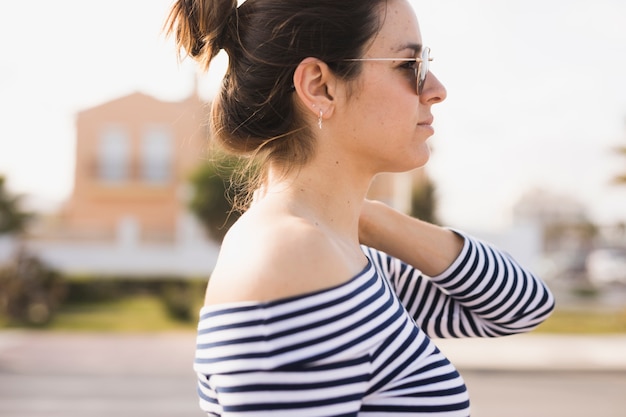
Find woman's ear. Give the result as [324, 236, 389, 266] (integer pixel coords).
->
[292, 57, 336, 120]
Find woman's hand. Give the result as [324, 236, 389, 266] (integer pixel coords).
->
[359, 199, 464, 276]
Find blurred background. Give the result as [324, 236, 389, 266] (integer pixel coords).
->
[0, 0, 625, 416]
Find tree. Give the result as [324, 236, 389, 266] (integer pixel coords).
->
[0, 175, 32, 235]
[0, 250, 66, 326]
[0, 176, 64, 327]
[187, 156, 248, 242]
[409, 173, 439, 225]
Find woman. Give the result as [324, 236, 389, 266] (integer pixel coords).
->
[166, 0, 555, 415]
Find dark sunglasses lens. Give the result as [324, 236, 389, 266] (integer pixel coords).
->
[417, 65, 425, 95]
[417, 48, 429, 95]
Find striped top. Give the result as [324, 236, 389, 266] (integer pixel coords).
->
[195, 233, 554, 416]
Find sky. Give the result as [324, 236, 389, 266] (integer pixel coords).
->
[0, 0, 625, 232]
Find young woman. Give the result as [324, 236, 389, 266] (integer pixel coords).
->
[167, 0, 555, 415]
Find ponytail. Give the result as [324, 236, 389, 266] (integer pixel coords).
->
[165, 0, 237, 70]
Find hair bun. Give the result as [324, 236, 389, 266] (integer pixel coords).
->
[215, 7, 238, 52]
[166, 0, 238, 70]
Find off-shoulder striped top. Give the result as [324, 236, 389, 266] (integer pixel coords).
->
[194, 233, 555, 416]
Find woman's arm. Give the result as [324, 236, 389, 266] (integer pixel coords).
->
[359, 199, 464, 276]
[359, 199, 555, 338]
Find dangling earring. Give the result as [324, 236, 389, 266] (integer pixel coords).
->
[317, 109, 323, 130]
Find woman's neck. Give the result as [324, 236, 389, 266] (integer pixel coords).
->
[261, 161, 372, 242]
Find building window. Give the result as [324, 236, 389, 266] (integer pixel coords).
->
[98, 126, 129, 183]
[141, 125, 172, 184]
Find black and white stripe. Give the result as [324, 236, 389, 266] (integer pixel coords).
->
[194, 232, 554, 416]
[373, 233, 555, 338]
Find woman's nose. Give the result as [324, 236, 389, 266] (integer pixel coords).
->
[421, 71, 447, 104]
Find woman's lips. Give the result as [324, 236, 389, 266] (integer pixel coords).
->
[418, 117, 434, 126]
[417, 118, 434, 134]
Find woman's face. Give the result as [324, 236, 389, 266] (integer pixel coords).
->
[333, 0, 447, 174]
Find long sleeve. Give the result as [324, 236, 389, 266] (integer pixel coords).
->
[363, 232, 555, 338]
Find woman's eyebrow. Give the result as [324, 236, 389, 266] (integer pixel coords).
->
[394, 42, 422, 54]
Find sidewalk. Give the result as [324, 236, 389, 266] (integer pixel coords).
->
[1, 330, 625, 375]
[435, 334, 626, 371]
[0, 330, 197, 376]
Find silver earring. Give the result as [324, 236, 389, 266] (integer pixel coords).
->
[317, 109, 323, 130]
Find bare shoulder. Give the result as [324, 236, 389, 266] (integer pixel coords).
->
[204, 204, 361, 306]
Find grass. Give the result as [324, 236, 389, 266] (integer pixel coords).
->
[50, 302, 626, 334]
[46, 295, 198, 332]
[3, 295, 626, 334]
[534, 307, 626, 334]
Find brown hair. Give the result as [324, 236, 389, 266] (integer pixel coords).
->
[166, 0, 387, 204]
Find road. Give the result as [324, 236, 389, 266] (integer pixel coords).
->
[1, 331, 625, 417]
[2, 369, 624, 417]
[0, 372, 203, 417]
[462, 370, 626, 417]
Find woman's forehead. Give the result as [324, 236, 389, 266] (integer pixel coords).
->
[367, 0, 422, 56]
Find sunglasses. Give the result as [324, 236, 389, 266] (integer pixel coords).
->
[343, 47, 432, 96]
